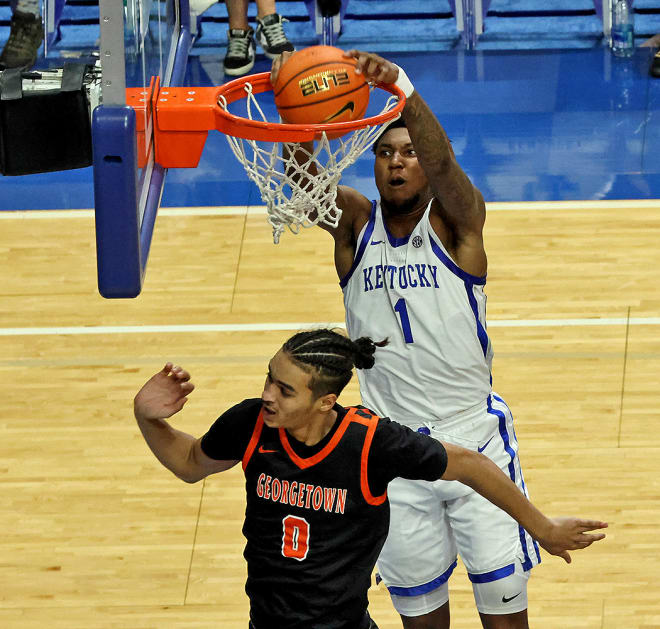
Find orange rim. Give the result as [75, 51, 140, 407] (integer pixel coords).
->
[214, 72, 406, 142]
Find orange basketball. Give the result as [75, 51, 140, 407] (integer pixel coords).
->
[273, 46, 369, 128]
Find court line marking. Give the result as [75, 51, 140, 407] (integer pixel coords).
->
[0, 206, 258, 219]
[0, 318, 659, 336]
[2, 199, 660, 219]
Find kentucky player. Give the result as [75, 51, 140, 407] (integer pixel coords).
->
[270, 48, 541, 629]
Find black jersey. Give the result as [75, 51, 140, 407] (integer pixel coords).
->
[201, 399, 448, 629]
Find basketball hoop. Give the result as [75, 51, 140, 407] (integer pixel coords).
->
[214, 72, 406, 243]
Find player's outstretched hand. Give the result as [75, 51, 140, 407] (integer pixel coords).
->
[344, 50, 399, 85]
[538, 517, 608, 563]
[134, 363, 194, 422]
[270, 50, 295, 86]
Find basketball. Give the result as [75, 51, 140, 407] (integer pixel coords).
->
[273, 46, 370, 128]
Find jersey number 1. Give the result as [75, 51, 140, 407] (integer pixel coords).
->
[282, 515, 310, 561]
[394, 298, 414, 343]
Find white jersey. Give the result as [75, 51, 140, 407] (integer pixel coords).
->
[342, 200, 493, 426]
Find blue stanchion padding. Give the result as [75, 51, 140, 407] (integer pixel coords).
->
[93, 0, 191, 298]
[92, 105, 142, 299]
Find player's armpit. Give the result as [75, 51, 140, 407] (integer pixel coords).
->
[334, 185, 371, 236]
[324, 186, 372, 279]
[452, 228, 488, 278]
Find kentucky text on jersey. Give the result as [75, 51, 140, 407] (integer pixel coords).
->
[362, 263, 440, 292]
[255, 473, 348, 514]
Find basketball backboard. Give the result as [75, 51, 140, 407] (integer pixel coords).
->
[92, 0, 191, 298]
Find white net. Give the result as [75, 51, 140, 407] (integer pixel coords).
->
[218, 82, 401, 243]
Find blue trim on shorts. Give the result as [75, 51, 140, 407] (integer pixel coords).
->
[467, 563, 515, 583]
[487, 394, 535, 572]
[492, 393, 542, 565]
[386, 560, 458, 597]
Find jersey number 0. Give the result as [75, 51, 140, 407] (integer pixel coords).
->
[281, 515, 310, 561]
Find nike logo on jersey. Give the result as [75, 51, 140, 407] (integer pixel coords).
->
[258, 446, 278, 454]
[477, 437, 494, 453]
[502, 592, 521, 603]
[370, 240, 384, 245]
[363, 263, 440, 292]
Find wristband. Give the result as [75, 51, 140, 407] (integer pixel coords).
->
[394, 65, 415, 98]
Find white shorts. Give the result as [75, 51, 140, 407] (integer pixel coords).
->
[376, 393, 541, 616]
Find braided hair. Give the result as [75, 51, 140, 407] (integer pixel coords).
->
[282, 329, 388, 398]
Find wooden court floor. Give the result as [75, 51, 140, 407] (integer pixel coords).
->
[1, 201, 659, 628]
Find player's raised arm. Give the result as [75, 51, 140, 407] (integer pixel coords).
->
[346, 50, 486, 267]
[440, 442, 607, 562]
[134, 364, 237, 483]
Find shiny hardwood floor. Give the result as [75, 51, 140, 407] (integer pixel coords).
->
[1, 201, 659, 628]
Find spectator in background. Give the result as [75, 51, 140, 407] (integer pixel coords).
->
[0, 0, 43, 70]
[191, 0, 295, 76]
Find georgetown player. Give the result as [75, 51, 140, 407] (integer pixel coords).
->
[134, 329, 607, 629]
[269, 49, 550, 629]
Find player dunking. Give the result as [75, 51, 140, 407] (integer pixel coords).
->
[269, 50, 557, 629]
[134, 329, 606, 629]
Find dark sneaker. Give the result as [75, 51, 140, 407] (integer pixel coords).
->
[256, 13, 294, 59]
[0, 10, 43, 70]
[223, 27, 256, 76]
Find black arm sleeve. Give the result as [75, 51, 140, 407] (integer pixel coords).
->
[200, 398, 262, 460]
[367, 417, 448, 494]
